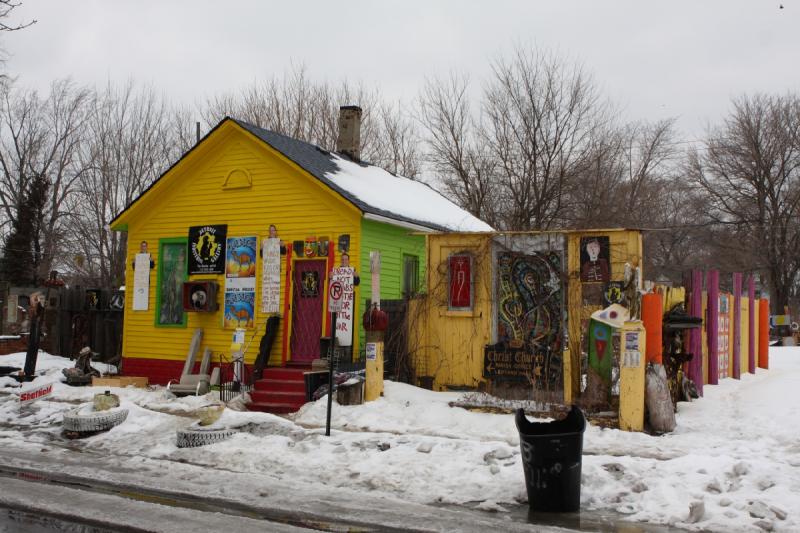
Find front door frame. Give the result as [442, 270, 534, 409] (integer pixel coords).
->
[289, 258, 329, 362]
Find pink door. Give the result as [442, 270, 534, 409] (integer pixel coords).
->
[290, 260, 327, 362]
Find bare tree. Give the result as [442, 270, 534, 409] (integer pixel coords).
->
[0, 0, 35, 32]
[68, 81, 182, 288]
[418, 73, 500, 226]
[201, 65, 421, 175]
[688, 93, 800, 311]
[0, 79, 92, 283]
[483, 48, 609, 230]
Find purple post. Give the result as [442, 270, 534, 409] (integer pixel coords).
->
[748, 276, 756, 374]
[689, 269, 705, 396]
[732, 273, 742, 379]
[707, 270, 719, 385]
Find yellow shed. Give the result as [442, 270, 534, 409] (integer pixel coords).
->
[409, 229, 643, 405]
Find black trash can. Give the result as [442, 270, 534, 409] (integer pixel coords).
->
[515, 405, 586, 512]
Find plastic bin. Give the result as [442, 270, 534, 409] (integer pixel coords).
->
[515, 405, 586, 512]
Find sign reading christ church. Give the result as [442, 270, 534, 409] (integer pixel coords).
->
[188, 225, 227, 274]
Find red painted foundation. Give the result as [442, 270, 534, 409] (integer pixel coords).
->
[121, 356, 258, 386]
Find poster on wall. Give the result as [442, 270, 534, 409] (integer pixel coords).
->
[132, 253, 151, 310]
[580, 236, 610, 282]
[188, 225, 227, 274]
[330, 266, 355, 347]
[260, 237, 281, 314]
[224, 236, 256, 328]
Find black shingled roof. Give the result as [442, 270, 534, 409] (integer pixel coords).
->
[232, 119, 451, 231]
[111, 117, 455, 231]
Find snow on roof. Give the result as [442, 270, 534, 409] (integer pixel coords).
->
[325, 154, 494, 232]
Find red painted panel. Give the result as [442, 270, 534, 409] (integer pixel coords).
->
[449, 255, 472, 309]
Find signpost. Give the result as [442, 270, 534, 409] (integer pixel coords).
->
[324, 270, 347, 437]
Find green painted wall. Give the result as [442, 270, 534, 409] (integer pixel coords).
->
[358, 218, 426, 350]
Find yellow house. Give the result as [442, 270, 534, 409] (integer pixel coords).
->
[409, 229, 642, 404]
[110, 109, 491, 411]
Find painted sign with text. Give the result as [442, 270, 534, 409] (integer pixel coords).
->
[329, 266, 355, 347]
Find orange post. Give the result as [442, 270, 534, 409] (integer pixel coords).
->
[642, 293, 663, 364]
[758, 299, 769, 369]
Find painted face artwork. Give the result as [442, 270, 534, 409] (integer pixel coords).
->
[587, 240, 600, 261]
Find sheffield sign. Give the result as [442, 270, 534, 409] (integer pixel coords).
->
[19, 383, 53, 404]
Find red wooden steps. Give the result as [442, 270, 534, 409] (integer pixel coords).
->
[247, 366, 310, 414]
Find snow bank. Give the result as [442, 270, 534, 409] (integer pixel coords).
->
[2, 349, 799, 531]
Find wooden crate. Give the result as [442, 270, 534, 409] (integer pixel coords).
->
[92, 376, 149, 388]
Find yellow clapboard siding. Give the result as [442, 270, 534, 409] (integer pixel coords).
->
[119, 121, 362, 367]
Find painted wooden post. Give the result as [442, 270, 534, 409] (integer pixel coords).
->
[619, 321, 647, 432]
[365, 332, 384, 401]
[707, 270, 719, 385]
[748, 276, 756, 374]
[732, 273, 742, 379]
[642, 293, 663, 364]
[688, 270, 704, 396]
[740, 296, 750, 377]
[759, 299, 770, 369]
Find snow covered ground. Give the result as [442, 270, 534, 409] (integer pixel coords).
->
[1, 348, 798, 532]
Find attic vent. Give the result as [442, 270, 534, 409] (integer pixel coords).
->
[222, 168, 252, 190]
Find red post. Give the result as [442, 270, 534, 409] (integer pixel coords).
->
[642, 293, 663, 364]
[732, 273, 742, 379]
[280, 246, 293, 366]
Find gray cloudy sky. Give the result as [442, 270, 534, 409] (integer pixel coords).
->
[5, 1, 799, 139]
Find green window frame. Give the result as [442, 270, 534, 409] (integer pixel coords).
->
[403, 254, 420, 298]
[155, 237, 188, 327]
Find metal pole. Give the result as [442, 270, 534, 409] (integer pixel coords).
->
[325, 311, 337, 436]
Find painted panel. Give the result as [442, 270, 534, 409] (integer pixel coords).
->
[718, 293, 730, 379]
[496, 251, 564, 397]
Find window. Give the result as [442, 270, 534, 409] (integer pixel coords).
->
[448, 254, 473, 310]
[156, 239, 187, 327]
[403, 254, 419, 297]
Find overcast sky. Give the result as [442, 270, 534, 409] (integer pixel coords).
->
[5, 1, 799, 140]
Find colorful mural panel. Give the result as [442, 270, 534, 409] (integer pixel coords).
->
[496, 251, 564, 394]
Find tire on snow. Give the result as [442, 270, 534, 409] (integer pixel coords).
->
[63, 406, 129, 433]
[176, 424, 237, 448]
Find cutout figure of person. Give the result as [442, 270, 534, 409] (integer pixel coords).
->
[581, 237, 610, 282]
[340, 252, 360, 286]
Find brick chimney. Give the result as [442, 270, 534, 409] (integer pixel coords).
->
[337, 105, 362, 162]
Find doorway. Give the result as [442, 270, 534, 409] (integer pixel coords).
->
[290, 259, 327, 362]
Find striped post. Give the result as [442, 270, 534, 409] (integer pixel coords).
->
[732, 273, 742, 379]
[707, 270, 719, 385]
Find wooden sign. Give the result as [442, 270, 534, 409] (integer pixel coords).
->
[133, 253, 150, 311]
[483, 342, 536, 383]
[329, 266, 355, 347]
[260, 237, 281, 314]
